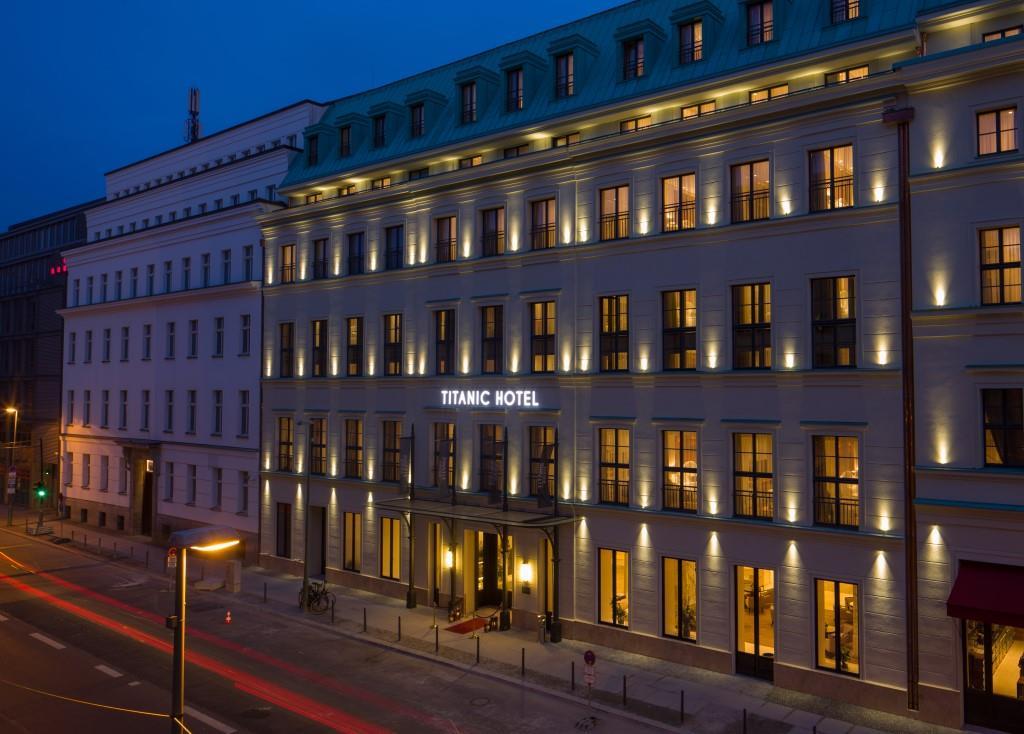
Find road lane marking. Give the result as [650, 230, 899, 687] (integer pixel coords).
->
[95, 665, 122, 678]
[184, 706, 237, 734]
[29, 632, 65, 650]
[128, 681, 141, 687]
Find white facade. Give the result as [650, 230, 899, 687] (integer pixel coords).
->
[61, 101, 324, 553]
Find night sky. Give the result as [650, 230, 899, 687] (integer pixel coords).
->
[0, 0, 622, 230]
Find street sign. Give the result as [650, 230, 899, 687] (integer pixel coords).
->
[583, 650, 596, 665]
[583, 649, 596, 687]
[167, 548, 178, 569]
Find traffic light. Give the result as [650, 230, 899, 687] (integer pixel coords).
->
[34, 483, 47, 500]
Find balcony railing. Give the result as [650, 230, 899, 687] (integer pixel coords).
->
[312, 259, 328, 280]
[734, 489, 773, 520]
[310, 453, 327, 475]
[348, 255, 363, 275]
[531, 224, 556, 249]
[382, 459, 400, 482]
[277, 453, 293, 472]
[623, 58, 644, 80]
[810, 176, 854, 212]
[731, 190, 770, 223]
[344, 458, 362, 479]
[461, 104, 476, 124]
[814, 495, 859, 528]
[680, 41, 703, 63]
[600, 212, 630, 241]
[663, 484, 698, 512]
[748, 20, 773, 45]
[436, 239, 456, 263]
[600, 479, 630, 505]
[481, 231, 505, 257]
[279, 264, 296, 284]
[663, 202, 696, 232]
[831, 0, 858, 23]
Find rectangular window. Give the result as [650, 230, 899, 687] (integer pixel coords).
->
[120, 326, 129, 362]
[663, 430, 698, 512]
[346, 317, 363, 376]
[244, 245, 254, 280]
[410, 103, 425, 138]
[831, 0, 859, 24]
[372, 115, 386, 148]
[141, 390, 150, 431]
[343, 512, 362, 572]
[530, 301, 556, 373]
[239, 390, 249, 436]
[212, 467, 223, 508]
[147, 264, 155, 295]
[99, 390, 108, 427]
[380, 516, 402, 580]
[83, 390, 92, 426]
[385, 225, 404, 271]
[732, 283, 772, 369]
[983, 388, 1024, 467]
[310, 417, 327, 475]
[382, 420, 402, 482]
[749, 84, 788, 104]
[812, 276, 857, 367]
[312, 238, 328, 280]
[461, 82, 477, 124]
[240, 314, 251, 355]
[506, 68, 524, 112]
[662, 289, 697, 370]
[307, 134, 319, 165]
[978, 108, 1017, 156]
[238, 470, 250, 513]
[599, 295, 629, 372]
[164, 390, 174, 432]
[408, 166, 430, 180]
[348, 232, 365, 275]
[599, 548, 630, 627]
[531, 198, 557, 249]
[599, 427, 630, 505]
[816, 580, 860, 675]
[188, 320, 199, 358]
[619, 115, 651, 134]
[186, 390, 197, 434]
[983, 26, 1023, 42]
[432, 423, 456, 488]
[212, 389, 223, 435]
[552, 132, 581, 148]
[85, 330, 92, 362]
[383, 314, 402, 376]
[182, 258, 191, 290]
[213, 316, 224, 357]
[221, 249, 232, 283]
[435, 309, 455, 375]
[435, 216, 457, 263]
[276, 503, 291, 557]
[481, 207, 505, 257]
[980, 227, 1022, 305]
[679, 20, 703, 63]
[82, 454, 91, 488]
[734, 433, 773, 520]
[339, 126, 351, 157]
[118, 390, 127, 430]
[311, 319, 328, 377]
[480, 305, 503, 374]
[143, 324, 152, 359]
[344, 419, 363, 478]
[825, 65, 868, 86]
[201, 253, 211, 287]
[280, 244, 296, 283]
[555, 52, 574, 97]
[813, 436, 859, 528]
[810, 145, 854, 211]
[599, 185, 630, 241]
[731, 161, 770, 222]
[662, 174, 696, 232]
[277, 417, 294, 472]
[115, 271, 123, 299]
[479, 424, 505, 495]
[747, 1, 773, 45]
[623, 37, 644, 79]
[279, 322, 294, 377]
[66, 390, 74, 425]
[130, 268, 138, 297]
[528, 426, 556, 498]
[458, 155, 482, 169]
[663, 557, 698, 640]
[68, 332, 76, 363]
[102, 328, 111, 362]
[164, 462, 174, 501]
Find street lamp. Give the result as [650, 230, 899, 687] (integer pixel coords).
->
[5, 407, 18, 527]
[165, 526, 241, 734]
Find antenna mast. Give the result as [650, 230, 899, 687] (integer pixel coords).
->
[184, 87, 201, 143]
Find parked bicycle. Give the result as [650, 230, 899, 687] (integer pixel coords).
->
[299, 580, 336, 614]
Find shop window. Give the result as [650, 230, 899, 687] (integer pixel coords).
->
[599, 548, 630, 627]
[816, 579, 860, 675]
[380, 517, 401, 580]
[663, 557, 697, 641]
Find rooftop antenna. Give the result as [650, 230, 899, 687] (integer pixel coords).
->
[184, 87, 201, 143]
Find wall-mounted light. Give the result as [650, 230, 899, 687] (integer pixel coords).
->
[519, 559, 533, 594]
[444, 548, 454, 569]
[784, 353, 795, 369]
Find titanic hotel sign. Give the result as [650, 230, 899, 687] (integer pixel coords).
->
[440, 389, 541, 408]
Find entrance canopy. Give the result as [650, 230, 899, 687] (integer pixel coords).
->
[947, 560, 1024, 627]
[373, 497, 574, 529]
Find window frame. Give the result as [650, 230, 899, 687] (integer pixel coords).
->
[662, 289, 697, 370]
[662, 429, 699, 512]
[678, 19, 703, 64]
[598, 547, 630, 628]
[599, 295, 630, 372]
[599, 185, 631, 241]
[730, 160, 771, 223]
[434, 309, 456, 375]
[480, 304, 504, 374]
[814, 578, 861, 676]
[530, 300, 556, 374]
[382, 313, 402, 376]
[622, 37, 645, 80]
[811, 276, 857, 368]
[344, 418, 363, 478]
[809, 145, 855, 212]
[732, 283, 772, 370]
[380, 516, 402, 580]
[733, 432, 774, 520]
[979, 226, 1022, 306]
[598, 427, 631, 505]
[812, 435, 860, 528]
[977, 107, 1018, 156]
[435, 216, 457, 263]
[662, 556, 698, 641]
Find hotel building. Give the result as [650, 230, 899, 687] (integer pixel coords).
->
[256, 1, 1023, 729]
[60, 101, 323, 555]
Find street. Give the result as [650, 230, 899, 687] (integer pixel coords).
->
[0, 527, 662, 733]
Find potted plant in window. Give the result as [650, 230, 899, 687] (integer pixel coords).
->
[613, 594, 628, 626]
[681, 604, 697, 639]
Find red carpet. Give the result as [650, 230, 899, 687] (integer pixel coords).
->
[445, 617, 488, 634]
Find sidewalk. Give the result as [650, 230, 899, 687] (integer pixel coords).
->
[8, 509, 960, 734]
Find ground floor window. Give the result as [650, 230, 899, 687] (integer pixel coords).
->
[343, 511, 361, 572]
[380, 517, 401, 580]
[598, 548, 630, 628]
[967, 620, 1024, 702]
[815, 579, 860, 675]
[663, 557, 697, 641]
[736, 565, 775, 680]
[275, 502, 291, 558]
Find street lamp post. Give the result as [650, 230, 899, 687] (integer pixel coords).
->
[166, 526, 241, 734]
[5, 407, 18, 527]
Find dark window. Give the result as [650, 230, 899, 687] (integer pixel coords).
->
[978, 108, 1017, 156]
[599, 428, 630, 505]
[732, 283, 771, 369]
[810, 145, 854, 212]
[662, 174, 696, 232]
[275, 503, 291, 557]
[277, 417, 294, 472]
[531, 199, 557, 249]
[812, 277, 856, 367]
[555, 52, 575, 97]
[825, 65, 868, 86]
[980, 227, 1022, 305]
[343, 512, 361, 571]
[679, 20, 703, 63]
[530, 301, 556, 373]
[348, 232, 365, 275]
[408, 167, 430, 180]
[311, 319, 328, 377]
[306, 135, 319, 165]
[731, 161, 770, 223]
[528, 426, 556, 498]
[279, 322, 294, 377]
[599, 185, 630, 241]
[831, 0, 859, 24]
[385, 225, 404, 270]
[503, 144, 529, 159]
[663, 430, 698, 512]
[344, 419, 363, 478]
[383, 314, 402, 376]
[382, 420, 402, 482]
[747, 1, 773, 45]
[435, 216, 457, 263]
[623, 37, 644, 79]
[813, 436, 859, 528]
[506, 68, 524, 112]
[461, 82, 477, 124]
[662, 290, 697, 370]
[433, 423, 456, 488]
[481, 207, 505, 257]
[435, 309, 455, 375]
[734, 433, 773, 519]
[983, 389, 1024, 467]
[312, 238, 329, 279]
[410, 103, 425, 138]
[280, 244, 296, 283]
[480, 305, 503, 374]
[346, 317, 363, 376]
[458, 155, 481, 169]
[479, 424, 505, 495]
[339, 126, 351, 157]
[552, 132, 581, 148]
[599, 295, 629, 372]
[310, 417, 327, 475]
[372, 114, 386, 148]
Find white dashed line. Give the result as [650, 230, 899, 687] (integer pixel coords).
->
[184, 706, 237, 734]
[128, 681, 141, 687]
[95, 664, 123, 678]
[29, 632, 65, 650]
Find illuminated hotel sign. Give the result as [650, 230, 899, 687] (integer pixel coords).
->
[440, 389, 540, 408]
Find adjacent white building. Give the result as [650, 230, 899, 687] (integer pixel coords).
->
[60, 101, 324, 556]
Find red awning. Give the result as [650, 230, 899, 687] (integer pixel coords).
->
[947, 560, 1024, 628]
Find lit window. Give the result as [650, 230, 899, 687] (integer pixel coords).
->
[311, 319, 328, 376]
[278, 322, 294, 378]
[825, 65, 868, 86]
[811, 276, 856, 367]
[280, 244, 296, 283]
[749, 84, 788, 104]
[813, 436, 859, 528]
[810, 145, 854, 211]
[977, 108, 1017, 156]
[980, 227, 1022, 305]
[831, 0, 859, 24]
[481, 208, 505, 257]
[343, 512, 361, 571]
[599, 548, 630, 627]
[309, 417, 327, 475]
[662, 289, 697, 369]
[458, 155, 482, 169]
[381, 420, 401, 482]
[371, 176, 391, 190]
[732, 283, 771, 369]
[619, 115, 652, 134]
[530, 198, 557, 249]
[663, 557, 697, 640]
[662, 430, 698, 512]
[599, 185, 630, 241]
[816, 580, 860, 675]
[623, 37, 644, 80]
[435, 216, 457, 263]
[747, 1, 773, 45]
[555, 52, 575, 97]
[435, 309, 455, 375]
[344, 419, 363, 478]
[530, 301, 556, 373]
[480, 305, 503, 374]
[982, 26, 1021, 42]
[730, 160, 770, 223]
[679, 20, 703, 64]
[277, 417, 293, 472]
[346, 317, 363, 376]
[382, 314, 402, 376]
[682, 101, 716, 119]
[528, 426, 556, 498]
[506, 68, 524, 112]
[552, 132, 581, 148]
[380, 517, 401, 580]
[662, 174, 696, 232]
[599, 295, 629, 372]
[599, 428, 630, 505]
[733, 433, 773, 519]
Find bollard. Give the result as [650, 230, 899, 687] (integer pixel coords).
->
[435, 626, 439, 653]
[680, 689, 685, 724]
[521, 647, 525, 677]
[623, 675, 627, 707]
[475, 635, 480, 664]
[331, 599, 336, 625]
[398, 616, 401, 641]
[363, 607, 367, 632]
[742, 708, 747, 734]
[571, 661, 575, 691]
[264, 582, 268, 603]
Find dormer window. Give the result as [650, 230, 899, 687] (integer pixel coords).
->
[459, 155, 482, 169]
[623, 37, 645, 79]
[461, 82, 477, 124]
[410, 103, 425, 138]
[983, 26, 1022, 42]
[305, 192, 323, 205]
[371, 176, 392, 190]
[307, 135, 319, 165]
[682, 101, 715, 119]
[339, 126, 351, 157]
[679, 20, 703, 63]
[372, 115, 386, 148]
[825, 65, 868, 86]
[620, 116, 652, 134]
[830, 0, 859, 24]
[555, 52, 575, 97]
[506, 68, 524, 112]
[749, 84, 788, 104]
[747, 1, 773, 46]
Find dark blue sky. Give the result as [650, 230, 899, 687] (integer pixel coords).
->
[0, 0, 622, 230]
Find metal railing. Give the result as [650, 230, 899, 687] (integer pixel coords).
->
[748, 20, 773, 46]
[831, 0, 859, 24]
[663, 202, 696, 232]
[731, 190, 770, 223]
[279, 264, 296, 283]
[623, 58, 644, 80]
[680, 41, 703, 63]
[814, 496, 859, 528]
[600, 213, 630, 241]
[530, 224, 556, 249]
[663, 484, 698, 513]
[481, 231, 505, 257]
[312, 259, 328, 279]
[600, 479, 630, 505]
[734, 489, 773, 519]
[436, 239, 456, 263]
[810, 176, 854, 212]
[344, 458, 362, 479]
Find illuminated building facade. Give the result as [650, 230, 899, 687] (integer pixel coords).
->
[257, 1, 1023, 729]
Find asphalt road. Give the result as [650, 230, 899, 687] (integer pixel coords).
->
[0, 527, 661, 733]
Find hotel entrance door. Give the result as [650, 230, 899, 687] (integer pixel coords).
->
[736, 566, 775, 681]
[474, 531, 512, 609]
